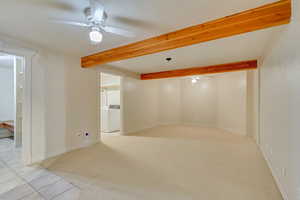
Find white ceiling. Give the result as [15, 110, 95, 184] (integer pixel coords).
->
[110, 27, 284, 74]
[0, 0, 284, 73]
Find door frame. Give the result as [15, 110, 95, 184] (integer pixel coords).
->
[0, 36, 37, 165]
[14, 56, 25, 148]
[98, 72, 124, 139]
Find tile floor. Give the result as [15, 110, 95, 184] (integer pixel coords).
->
[0, 138, 80, 200]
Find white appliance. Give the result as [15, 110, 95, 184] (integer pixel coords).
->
[101, 106, 120, 133]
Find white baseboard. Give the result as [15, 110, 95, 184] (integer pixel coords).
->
[259, 145, 289, 200]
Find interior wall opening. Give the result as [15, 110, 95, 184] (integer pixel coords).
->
[100, 72, 122, 137]
[0, 51, 25, 157]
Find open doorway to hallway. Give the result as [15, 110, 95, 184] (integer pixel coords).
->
[0, 52, 25, 149]
[0, 52, 35, 191]
[100, 73, 122, 137]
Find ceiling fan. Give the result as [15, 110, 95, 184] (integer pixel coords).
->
[50, 0, 135, 44]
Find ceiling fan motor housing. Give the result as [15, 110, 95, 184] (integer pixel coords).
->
[84, 7, 107, 23]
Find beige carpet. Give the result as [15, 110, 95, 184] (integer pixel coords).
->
[42, 125, 282, 200]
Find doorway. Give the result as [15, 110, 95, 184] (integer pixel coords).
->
[100, 73, 122, 137]
[0, 52, 25, 160]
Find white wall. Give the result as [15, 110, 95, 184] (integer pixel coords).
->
[122, 77, 158, 134]
[122, 72, 248, 136]
[43, 53, 67, 158]
[29, 51, 98, 162]
[65, 57, 98, 152]
[216, 71, 247, 136]
[246, 70, 259, 141]
[0, 34, 100, 163]
[156, 77, 217, 127]
[259, 1, 300, 199]
[156, 73, 246, 134]
[181, 77, 217, 127]
[157, 78, 181, 125]
[0, 63, 14, 121]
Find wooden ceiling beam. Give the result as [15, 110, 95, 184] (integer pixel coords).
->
[140, 60, 257, 80]
[81, 0, 291, 68]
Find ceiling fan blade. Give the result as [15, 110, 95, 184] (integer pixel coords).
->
[21, 1, 77, 12]
[49, 19, 90, 27]
[102, 26, 135, 37]
[89, 0, 105, 22]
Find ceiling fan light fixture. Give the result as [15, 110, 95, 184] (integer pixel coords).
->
[50, 0, 134, 44]
[89, 27, 103, 43]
